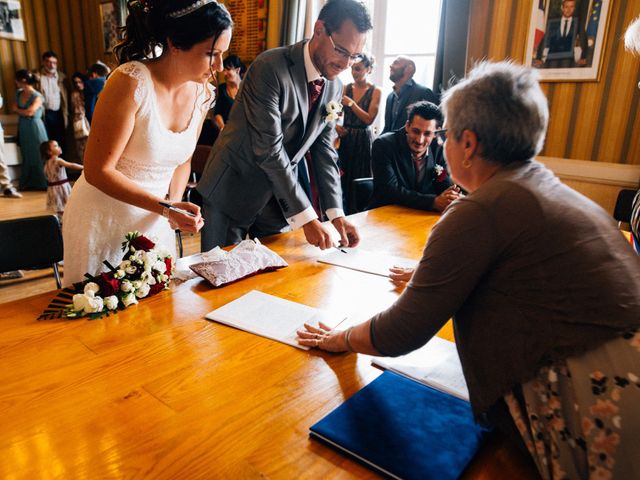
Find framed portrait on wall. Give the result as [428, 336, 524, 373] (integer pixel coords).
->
[0, 0, 26, 41]
[525, 0, 611, 81]
[100, 1, 118, 53]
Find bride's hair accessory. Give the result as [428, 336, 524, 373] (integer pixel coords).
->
[168, 0, 218, 19]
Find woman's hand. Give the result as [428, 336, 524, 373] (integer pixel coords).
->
[389, 266, 414, 283]
[335, 124, 347, 138]
[297, 322, 349, 352]
[166, 201, 204, 233]
[341, 95, 354, 107]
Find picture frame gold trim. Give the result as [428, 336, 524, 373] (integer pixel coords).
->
[524, 0, 612, 82]
[100, 1, 118, 53]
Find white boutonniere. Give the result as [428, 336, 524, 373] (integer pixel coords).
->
[325, 100, 343, 122]
[434, 165, 444, 176]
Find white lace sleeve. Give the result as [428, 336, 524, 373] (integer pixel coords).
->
[114, 61, 148, 106]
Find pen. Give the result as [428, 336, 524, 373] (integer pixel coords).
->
[159, 202, 197, 218]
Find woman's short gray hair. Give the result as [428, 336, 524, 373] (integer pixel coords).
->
[625, 16, 640, 54]
[441, 61, 549, 165]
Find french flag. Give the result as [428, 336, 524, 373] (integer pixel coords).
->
[533, 0, 548, 52]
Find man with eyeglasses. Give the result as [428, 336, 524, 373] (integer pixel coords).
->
[371, 101, 459, 212]
[198, 0, 372, 251]
[382, 56, 437, 134]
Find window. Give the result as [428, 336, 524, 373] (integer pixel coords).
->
[338, 0, 443, 133]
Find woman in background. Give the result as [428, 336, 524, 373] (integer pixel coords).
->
[13, 69, 48, 191]
[300, 61, 640, 479]
[213, 54, 244, 132]
[62, 0, 233, 285]
[70, 72, 90, 164]
[336, 54, 381, 213]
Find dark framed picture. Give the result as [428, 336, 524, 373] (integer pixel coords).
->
[100, 1, 118, 53]
[0, 0, 26, 41]
[525, 0, 611, 81]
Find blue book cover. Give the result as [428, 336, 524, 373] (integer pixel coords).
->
[309, 371, 490, 480]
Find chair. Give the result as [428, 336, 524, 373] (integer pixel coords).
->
[176, 145, 212, 257]
[0, 215, 64, 288]
[350, 177, 374, 213]
[613, 189, 637, 229]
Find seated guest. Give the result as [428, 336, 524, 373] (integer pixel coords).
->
[370, 100, 459, 212]
[382, 56, 437, 133]
[298, 61, 640, 480]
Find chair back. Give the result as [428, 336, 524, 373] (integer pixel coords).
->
[350, 177, 374, 213]
[613, 189, 636, 228]
[0, 215, 63, 288]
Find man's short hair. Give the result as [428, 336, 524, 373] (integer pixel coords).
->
[407, 101, 442, 125]
[318, 0, 372, 34]
[41, 50, 58, 60]
[88, 63, 109, 77]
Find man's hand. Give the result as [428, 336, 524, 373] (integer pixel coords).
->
[303, 219, 335, 250]
[331, 217, 360, 248]
[433, 185, 461, 212]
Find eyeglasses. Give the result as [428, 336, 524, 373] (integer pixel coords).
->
[434, 129, 447, 141]
[327, 33, 363, 63]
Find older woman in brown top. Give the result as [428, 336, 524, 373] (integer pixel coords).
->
[298, 61, 640, 479]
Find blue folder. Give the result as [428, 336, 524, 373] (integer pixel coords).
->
[310, 371, 490, 480]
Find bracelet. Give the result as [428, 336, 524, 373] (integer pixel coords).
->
[344, 327, 355, 352]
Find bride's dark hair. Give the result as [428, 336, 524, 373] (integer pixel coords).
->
[114, 0, 233, 64]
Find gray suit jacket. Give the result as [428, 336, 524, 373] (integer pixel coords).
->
[197, 40, 343, 226]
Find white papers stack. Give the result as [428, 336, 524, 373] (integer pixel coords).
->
[205, 290, 345, 350]
[371, 336, 469, 401]
[318, 249, 416, 278]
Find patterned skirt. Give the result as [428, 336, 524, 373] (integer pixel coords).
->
[505, 331, 640, 479]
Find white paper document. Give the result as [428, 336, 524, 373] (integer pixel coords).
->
[318, 249, 416, 277]
[371, 336, 469, 401]
[205, 290, 345, 350]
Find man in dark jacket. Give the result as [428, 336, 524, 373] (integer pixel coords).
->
[372, 101, 459, 211]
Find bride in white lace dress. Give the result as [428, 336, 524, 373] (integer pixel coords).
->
[63, 0, 233, 286]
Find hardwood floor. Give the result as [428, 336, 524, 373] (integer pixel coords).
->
[0, 190, 201, 304]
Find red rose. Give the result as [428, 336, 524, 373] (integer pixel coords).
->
[96, 272, 121, 297]
[130, 235, 155, 251]
[164, 257, 172, 275]
[149, 282, 165, 296]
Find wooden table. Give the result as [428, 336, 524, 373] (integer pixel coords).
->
[0, 206, 539, 479]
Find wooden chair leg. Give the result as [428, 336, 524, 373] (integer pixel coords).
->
[176, 230, 184, 258]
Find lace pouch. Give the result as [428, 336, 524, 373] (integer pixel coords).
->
[190, 239, 288, 287]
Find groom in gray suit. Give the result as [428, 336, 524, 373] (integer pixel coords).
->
[197, 0, 372, 251]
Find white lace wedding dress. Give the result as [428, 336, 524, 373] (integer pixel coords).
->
[62, 61, 212, 286]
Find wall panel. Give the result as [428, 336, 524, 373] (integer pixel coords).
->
[0, 0, 106, 114]
[466, 0, 640, 165]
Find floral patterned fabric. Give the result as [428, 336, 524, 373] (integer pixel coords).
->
[505, 331, 640, 479]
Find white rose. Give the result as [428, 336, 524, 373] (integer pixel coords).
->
[73, 293, 89, 312]
[122, 292, 138, 307]
[119, 260, 130, 269]
[114, 269, 125, 279]
[84, 295, 104, 313]
[153, 260, 166, 274]
[125, 265, 137, 275]
[120, 280, 133, 293]
[84, 282, 100, 296]
[135, 283, 150, 298]
[132, 280, 142, 290]
[104, 295, 119, 310]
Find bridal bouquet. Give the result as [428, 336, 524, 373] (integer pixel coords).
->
[63, 231, 174, 319]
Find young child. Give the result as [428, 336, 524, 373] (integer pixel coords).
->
[41, 140, 83, 222]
